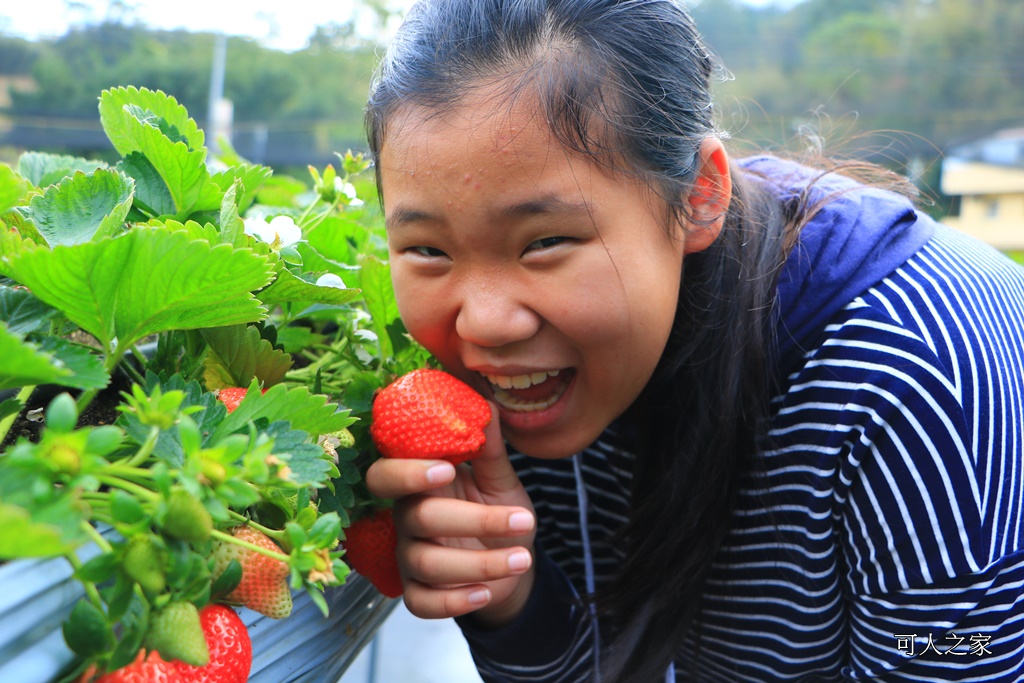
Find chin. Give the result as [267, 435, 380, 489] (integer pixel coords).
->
[503, 428, 598, 460]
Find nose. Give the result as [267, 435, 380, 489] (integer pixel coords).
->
[454, 277, 542, 348]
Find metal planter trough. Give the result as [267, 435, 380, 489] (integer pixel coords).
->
[0, 542, 396, 682]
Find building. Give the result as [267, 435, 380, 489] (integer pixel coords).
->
[941, 128, 1024, 251]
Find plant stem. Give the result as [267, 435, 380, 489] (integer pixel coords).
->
[64, 551, 105, 610]
[124, 425, 160, 468]
[211, 527, 290, 563]
[0, 384, 35, 444]
[95, 474, 159, 503]
[76, 347, 128, 415]
[227, 510, 286, 542]
[80, 521, 114, 554]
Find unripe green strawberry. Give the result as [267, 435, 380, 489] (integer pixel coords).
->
[174, 604, 252, 683]
[162, 489, 213, 542]
[342, 507, 403, 598]
[370, 368, 491, 465]
[145, 602, 209, 667]
[122, 536, 166, 595]
[210, 525, 292, 619]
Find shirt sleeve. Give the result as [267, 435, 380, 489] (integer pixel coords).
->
[455, 545, 598, 683]
[831, 310, 1024, 681]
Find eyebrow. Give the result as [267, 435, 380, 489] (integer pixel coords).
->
[385, 195, 591, 232]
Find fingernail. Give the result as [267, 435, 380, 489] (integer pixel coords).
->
[468, 588, 491, 606]
[425, 463, 453, 485]
[508, 512, 533, 532]
[508, 550, 532, 572]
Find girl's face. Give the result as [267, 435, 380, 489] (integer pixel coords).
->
[379, 95, 721, 458]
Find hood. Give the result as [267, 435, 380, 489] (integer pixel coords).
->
[738, 155, 935, 376]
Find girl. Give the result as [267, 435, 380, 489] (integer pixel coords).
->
[363, 0, 1024, 680]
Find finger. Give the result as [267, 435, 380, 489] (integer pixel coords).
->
[470, 402, 524, 496]
[365, 457, 456, 499]
[400, 497, 534, 539]
[403, 540, 533, 586]
[403, 583, 493, 620]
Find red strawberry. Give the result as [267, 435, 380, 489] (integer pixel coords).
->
[343, 508, 403, 598]
[216, 387, 266, 413]
[78, 650, 183, 683]
[370, 368, 491, 465]
[210, 525, 293, 619]
[175, 604, 252, 683]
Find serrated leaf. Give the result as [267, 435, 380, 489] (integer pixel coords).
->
[264, 422, 333, 486]
[100, 86, 205, 156]
[40, 337, 110, 390]
[211, 163, 272, 215]
[209, 383, 354, 442]
[210, 558, 242, 597]
[201, 324, 292, 390]
[0, 323, 74, 389]
[0, 163, 29, 215]
[6, 227, 275, 352]
[26, 169, 135, 247]
[118, 152, 176, 217]
[258, 268, 361, 307]
[358, 254, 399, 358]
[17, 152, 107, 189]
[0, 285, 59, 335]
[217, 179, 244, 246]
[99, 87, 220, 219]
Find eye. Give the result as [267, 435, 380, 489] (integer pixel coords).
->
[406, 246, 448, 258]
[524, 236, 569, 253]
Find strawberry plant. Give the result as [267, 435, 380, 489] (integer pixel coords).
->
[0, 86, 431, 681]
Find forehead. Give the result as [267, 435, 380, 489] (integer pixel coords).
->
[380, 90, 557, 168]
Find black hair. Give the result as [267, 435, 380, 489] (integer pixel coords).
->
[365, 1, 791, 681]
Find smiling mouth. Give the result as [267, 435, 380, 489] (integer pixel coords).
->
[481, 369, 574, 412]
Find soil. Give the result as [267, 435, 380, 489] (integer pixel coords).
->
[1, 372, 131, 450]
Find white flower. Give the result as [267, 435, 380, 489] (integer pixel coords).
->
[243, 215, 302, 248]
[315, 273, 346, 289]
[334, 178, 364, 207]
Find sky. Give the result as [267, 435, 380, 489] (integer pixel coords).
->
[0, 0, 792, 52]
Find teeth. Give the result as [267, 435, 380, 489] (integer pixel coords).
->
[480, 369, 568, 413]
[483, 369, 560, 390]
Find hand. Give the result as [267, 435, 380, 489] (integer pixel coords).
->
[364, 403, 537, 623]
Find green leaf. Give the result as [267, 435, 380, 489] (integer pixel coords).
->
[40, 337, 110, 390]
[110, 489, 148, 525]
[27, 169, 135, 247]
[6, 227, 275, 352]
[0, 397, 22, 421]
[17, 152, 107, 189]
[0, 285, 59, 335]
[100, 86, 205, 157]
[201, 324, 292, 390]
[264, 422, 333, 487]
[211, 163, 272, 214]
[75, 551, 121, 583]
[63, 599, 114, 657]
[358, 254, 399, 358]
[0, 323, 74, 389]
[217, 179, 244, 246]
[98, 87, 221, 219]
[0, 163, 29, 215]
[0, 501, 83, 557]
[258, 268, 361, 307]
[209, 382, 354, 442]
[307, 512, 342, 547]
[118, 152, 176, 218]
[210, 558, 242, 597]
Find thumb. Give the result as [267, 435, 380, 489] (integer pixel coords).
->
[469, 403, 522, 497]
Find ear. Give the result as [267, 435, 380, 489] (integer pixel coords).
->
[682, 137, 731, 255]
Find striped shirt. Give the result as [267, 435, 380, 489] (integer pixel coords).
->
[458, 176, 1024, 681]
